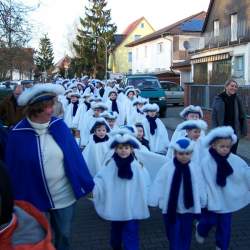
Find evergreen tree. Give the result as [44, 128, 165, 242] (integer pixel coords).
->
[73, 0, 117, 79]
[35, 34, 54, 73]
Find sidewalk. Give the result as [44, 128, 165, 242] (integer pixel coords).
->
[162, 117, 250, 164]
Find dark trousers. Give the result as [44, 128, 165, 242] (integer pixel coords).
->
[163, 213, 193, 250]
[49, 203, 76, 250]
[110, 220, 139, 250]
[197, 210, 232, 250]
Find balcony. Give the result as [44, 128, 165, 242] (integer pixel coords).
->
[190, 20, 250, 52]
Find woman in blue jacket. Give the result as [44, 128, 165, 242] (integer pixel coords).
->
[5, 83, 94, 250]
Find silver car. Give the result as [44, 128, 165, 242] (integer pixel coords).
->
[160, 81, 184, 106]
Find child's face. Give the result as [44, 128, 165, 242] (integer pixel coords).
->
[107, 119, 115, 129]
[187, 128, 201, 141]
[127, 92, 134, 99]
[136, 103, 143, 110]
[136, 127, 144, 139]
[71, 96, 78, 103]
[115, 144, 133, 158]
[212, 138, 232, 157]
[94, 125, 107, 139]
[109, 93, 117, 100]
[186, 113, 200, 120]
[147, 111, 157, 117]
[94, 108, 103, 117]
[175, 151, 192, 164]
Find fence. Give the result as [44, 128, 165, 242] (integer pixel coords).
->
[189, 84, 250, 117]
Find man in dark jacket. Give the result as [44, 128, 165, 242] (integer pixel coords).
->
[0, 85, 24, 127]
[211, 79, 247, 153]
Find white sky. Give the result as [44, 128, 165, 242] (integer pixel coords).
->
[23, 0, 210, 61]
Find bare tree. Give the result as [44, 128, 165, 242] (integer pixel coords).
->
[0, 0, 35, 79]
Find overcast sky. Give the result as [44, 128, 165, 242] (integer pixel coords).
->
[24, 0, 210, 61]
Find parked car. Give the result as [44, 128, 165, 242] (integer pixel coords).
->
[122, 74, 167, 117]
[160, 81, 184, 106]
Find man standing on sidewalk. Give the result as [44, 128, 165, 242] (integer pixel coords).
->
[0, 85, 24, 127]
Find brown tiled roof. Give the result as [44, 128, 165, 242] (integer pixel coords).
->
[126, 11, 207, 47]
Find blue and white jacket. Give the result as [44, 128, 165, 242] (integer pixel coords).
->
[5, 117, 94, 212]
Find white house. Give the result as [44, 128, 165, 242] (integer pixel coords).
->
[126, 11, 207, 84]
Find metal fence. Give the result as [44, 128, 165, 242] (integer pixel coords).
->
[189, 84, 250, 117]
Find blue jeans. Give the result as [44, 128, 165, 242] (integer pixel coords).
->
[49, 203, 76, 250]
[163, 213, 193, 250]
[197, 210, 232, 250]
[110, 220, 139, 250]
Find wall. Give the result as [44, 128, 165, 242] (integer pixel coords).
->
[131, 37, 172, 73]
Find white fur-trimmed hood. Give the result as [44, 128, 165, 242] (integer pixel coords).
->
[143, 103, 159, 112]
[177, 120, 208, 131]
[169, 137, 195, 152]
[18, 83, 65, 106]
[202, 126, 237, 147]
[180, 105, 203, 118]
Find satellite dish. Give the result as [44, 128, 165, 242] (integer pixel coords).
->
[183, 40, 190, 50]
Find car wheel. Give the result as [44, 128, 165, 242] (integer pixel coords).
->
[159, 108, 166, 118]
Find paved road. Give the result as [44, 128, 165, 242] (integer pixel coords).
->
[72, 106, 250, 250]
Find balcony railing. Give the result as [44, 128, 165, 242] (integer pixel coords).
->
[188, 20, 250, 52]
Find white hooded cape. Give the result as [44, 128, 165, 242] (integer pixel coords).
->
[83, 136, 110, 177]
[201, 151, 250, 213]
[93, 159, 151, 221]
[142, 117, 169, 154]
[149, 160, 206, 214]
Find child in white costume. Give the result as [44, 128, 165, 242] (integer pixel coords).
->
[64, 92, 82, 129]
[167, 120, 208, 162]
[167, 105, 204, 155]
[128, 97, 147, 125]
[149, 138, 206, 250]
[100, 111, 119, 130]
[106, 90, 126, 126]
[79, 102, 108, 148]
[83, 118, 110, 177]
[124, 88, 137, 124]
[142, 103, 169, 154]
[196, 126, 250, 250]
[93, 131, 150, 250]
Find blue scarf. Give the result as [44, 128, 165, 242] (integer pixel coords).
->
[209, 147, 233, 187]
[72, 101, 79, 117]
[146, 115, 157, 135]
[137, 108, 144, 114]
[113, 153, 134, 180]
[93, 134, 109, 143]
[111, 99, 119, 113]
[84, 101, 91, 111]
[167, 157, 194, 223]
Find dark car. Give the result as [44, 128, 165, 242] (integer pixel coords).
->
[122, 74, 167, 117]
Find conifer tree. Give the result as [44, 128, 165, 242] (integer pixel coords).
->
[73, 0, 117, 78]
[35, 34, 54, 73]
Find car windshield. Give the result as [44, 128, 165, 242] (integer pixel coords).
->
[127, 77, 160, 90]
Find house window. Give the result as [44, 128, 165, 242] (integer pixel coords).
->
[213, 20, 220, 37]
[128, 52, 132, 63]
[157, 42, 163, 53]
[144, 46, 147, 57]
[141, 23, 144, 28]
[233, 55, 244, 79]
[231, 13, 238, 41]
[134, 35, 141, 41]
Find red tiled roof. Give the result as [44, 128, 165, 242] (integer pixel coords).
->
[122, 17, 145, 35]
[126, 11, 207, 47]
